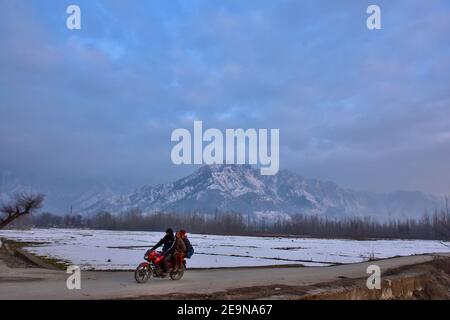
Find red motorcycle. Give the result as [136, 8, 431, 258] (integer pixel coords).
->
[134, 250, 186, 283]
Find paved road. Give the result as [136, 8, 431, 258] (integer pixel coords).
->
[2, 253, 448, 300]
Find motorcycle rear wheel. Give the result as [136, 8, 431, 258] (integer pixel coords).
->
[134, 263, 151, 283]
[170, 266, 185, 280]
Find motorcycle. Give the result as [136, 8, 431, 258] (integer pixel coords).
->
[134, 250, 186, 283]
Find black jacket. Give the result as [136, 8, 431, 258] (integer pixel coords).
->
[151, 233, 174, 253]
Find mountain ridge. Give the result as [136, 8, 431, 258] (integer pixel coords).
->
[74, 165, 443, 220]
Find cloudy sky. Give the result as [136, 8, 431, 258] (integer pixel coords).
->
[1, 0, 449, 195]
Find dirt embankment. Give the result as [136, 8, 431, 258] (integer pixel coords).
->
[302, 257, 450, 300]
[0, 240, 38, 269]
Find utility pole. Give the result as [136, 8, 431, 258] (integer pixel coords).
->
[446, 197, 449, 215]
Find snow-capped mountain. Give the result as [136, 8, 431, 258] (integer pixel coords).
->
[76, 165, 444, 220]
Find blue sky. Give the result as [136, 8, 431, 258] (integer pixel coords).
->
[1, 0, 450, 195]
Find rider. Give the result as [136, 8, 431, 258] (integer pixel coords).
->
[179, 229, 194, 258]
[150, 228, 174, 254]
[164, 230, 187, 273]
[149, 228, 175, 275]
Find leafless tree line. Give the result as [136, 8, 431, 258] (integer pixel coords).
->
[10, 207, 450, 241]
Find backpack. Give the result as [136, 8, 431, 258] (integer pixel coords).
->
[184, 237, 194, 258]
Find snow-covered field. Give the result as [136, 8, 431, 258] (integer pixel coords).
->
[0, 228, 449, 270]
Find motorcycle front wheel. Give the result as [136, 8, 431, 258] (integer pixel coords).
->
[134, 263, 152, 283]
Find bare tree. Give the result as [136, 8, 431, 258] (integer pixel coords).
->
[0, 193, 45, 229]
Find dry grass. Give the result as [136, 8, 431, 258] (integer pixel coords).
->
[431, 256, 450, 274]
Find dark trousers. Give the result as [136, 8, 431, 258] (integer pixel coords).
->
[161, 253, 171, 272]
